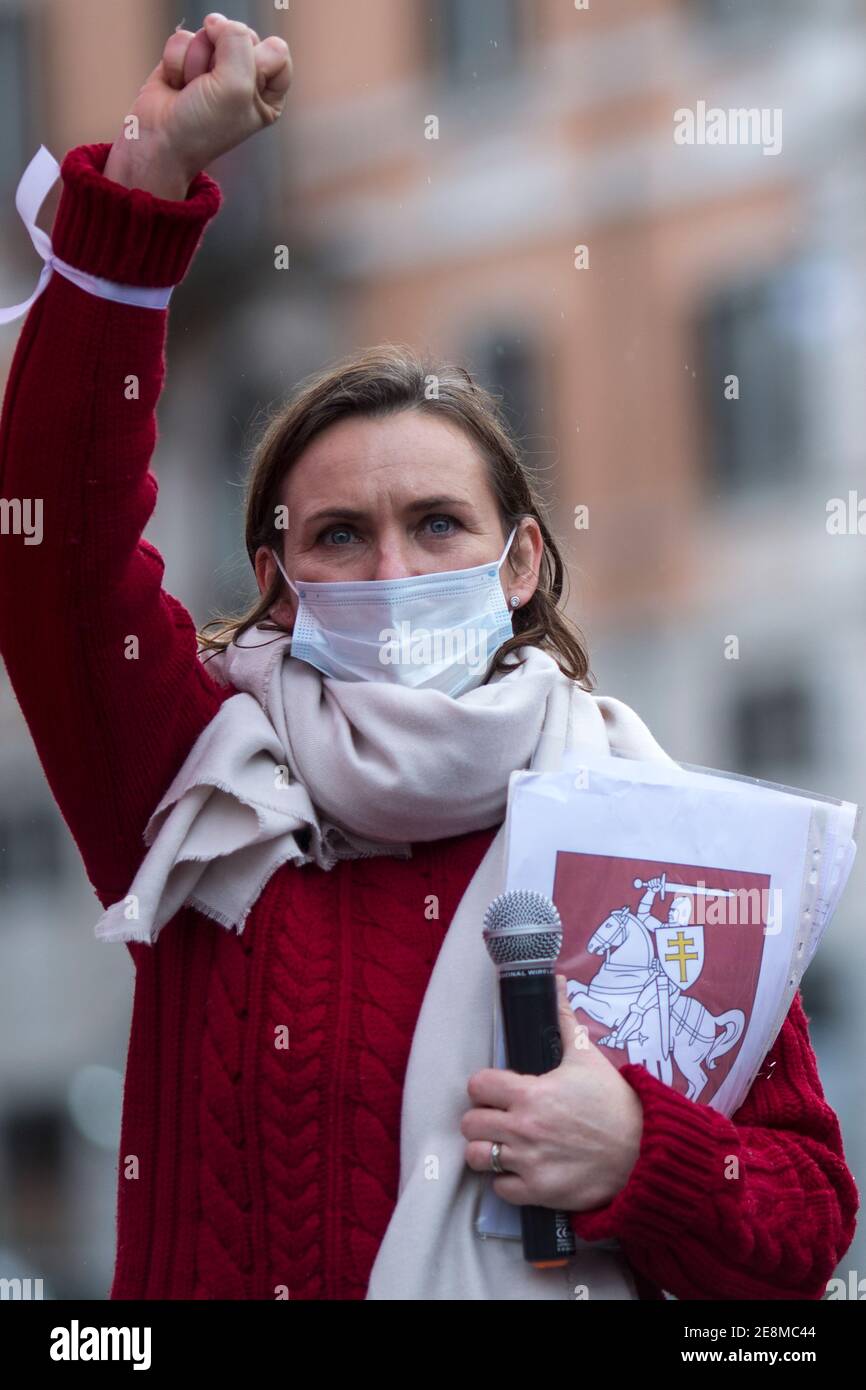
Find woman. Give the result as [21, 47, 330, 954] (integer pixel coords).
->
[0, 14, 858, 1300]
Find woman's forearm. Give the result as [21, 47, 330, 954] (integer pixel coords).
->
[103, 134, 194, 202]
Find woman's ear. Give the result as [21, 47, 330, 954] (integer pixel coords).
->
[254, 544, 296, 629]
[506, 518, 543, 608]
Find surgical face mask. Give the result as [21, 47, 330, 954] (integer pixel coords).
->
[270, 524, 519, 698]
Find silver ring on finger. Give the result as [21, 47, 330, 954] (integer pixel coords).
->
[490, 1141, 507, 1175]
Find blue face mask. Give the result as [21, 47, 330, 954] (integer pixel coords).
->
[270, 524, 519, 698]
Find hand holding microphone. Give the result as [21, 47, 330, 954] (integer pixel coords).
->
[462, 889, 645, 1266]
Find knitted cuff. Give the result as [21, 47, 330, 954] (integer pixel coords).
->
[569, 1061, 737, 1246]
[51, 142, 223, 287]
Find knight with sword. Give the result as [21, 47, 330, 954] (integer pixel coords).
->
[598, 872, 735, 1060]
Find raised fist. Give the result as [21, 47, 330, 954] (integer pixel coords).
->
[106, 12, 292, 190]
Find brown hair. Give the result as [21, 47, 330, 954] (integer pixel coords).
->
[197, 342, 595, 689]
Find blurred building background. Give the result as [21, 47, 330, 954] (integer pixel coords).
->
[1, 0, 864, 1298]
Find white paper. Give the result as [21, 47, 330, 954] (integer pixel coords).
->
[477, 750, 859, 1242]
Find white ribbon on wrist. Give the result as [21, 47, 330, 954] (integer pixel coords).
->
[0, 145, 176, 325]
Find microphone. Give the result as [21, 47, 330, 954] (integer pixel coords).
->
[482, 888, 576, 1268]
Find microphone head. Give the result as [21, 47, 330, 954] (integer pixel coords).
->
[483, 889, 563, 973]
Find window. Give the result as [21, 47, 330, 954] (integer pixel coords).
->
[799, 954, 832, 1024]
[689, 0, 812, 27]
[729, 680, 814, 778]
[1, 1104, 67, 1286]
[0, 804, 65, 891]
[462, 327, 551, 498]
[695, 265, 812, 496]
[0, 9, 31, 198]
[209, 375, 268, 614]
[466, 328, 538, 441]
[426, 0, 521, 88]
[4, 1105, 65, 1191]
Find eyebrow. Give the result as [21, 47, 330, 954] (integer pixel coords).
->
[304, 495, 475, 525]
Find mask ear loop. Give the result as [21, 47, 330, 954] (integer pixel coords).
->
[496, 523, 519, 570]
[271, 547, 300, 597]
[497, 523, 521, 609]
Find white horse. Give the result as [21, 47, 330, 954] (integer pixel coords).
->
[567, 908, 745, 1100]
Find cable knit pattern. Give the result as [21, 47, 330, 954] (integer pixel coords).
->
[194, 918, 256, 1298]
[258, 864, 328, 1297]
[253, 827, 494, 1299]
[0, 141, 858, 1301]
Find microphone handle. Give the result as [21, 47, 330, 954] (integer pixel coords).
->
[499, 969, 577, 1266]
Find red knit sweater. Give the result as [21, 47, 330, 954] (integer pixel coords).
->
[0, 142, 858, 1301]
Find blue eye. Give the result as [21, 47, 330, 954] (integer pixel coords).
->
[318, 526, 356, 545]
[317, 514, 460, 545]
[426, 514, 459, 535]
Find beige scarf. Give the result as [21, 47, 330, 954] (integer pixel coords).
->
[93, 628, 675, 1300]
